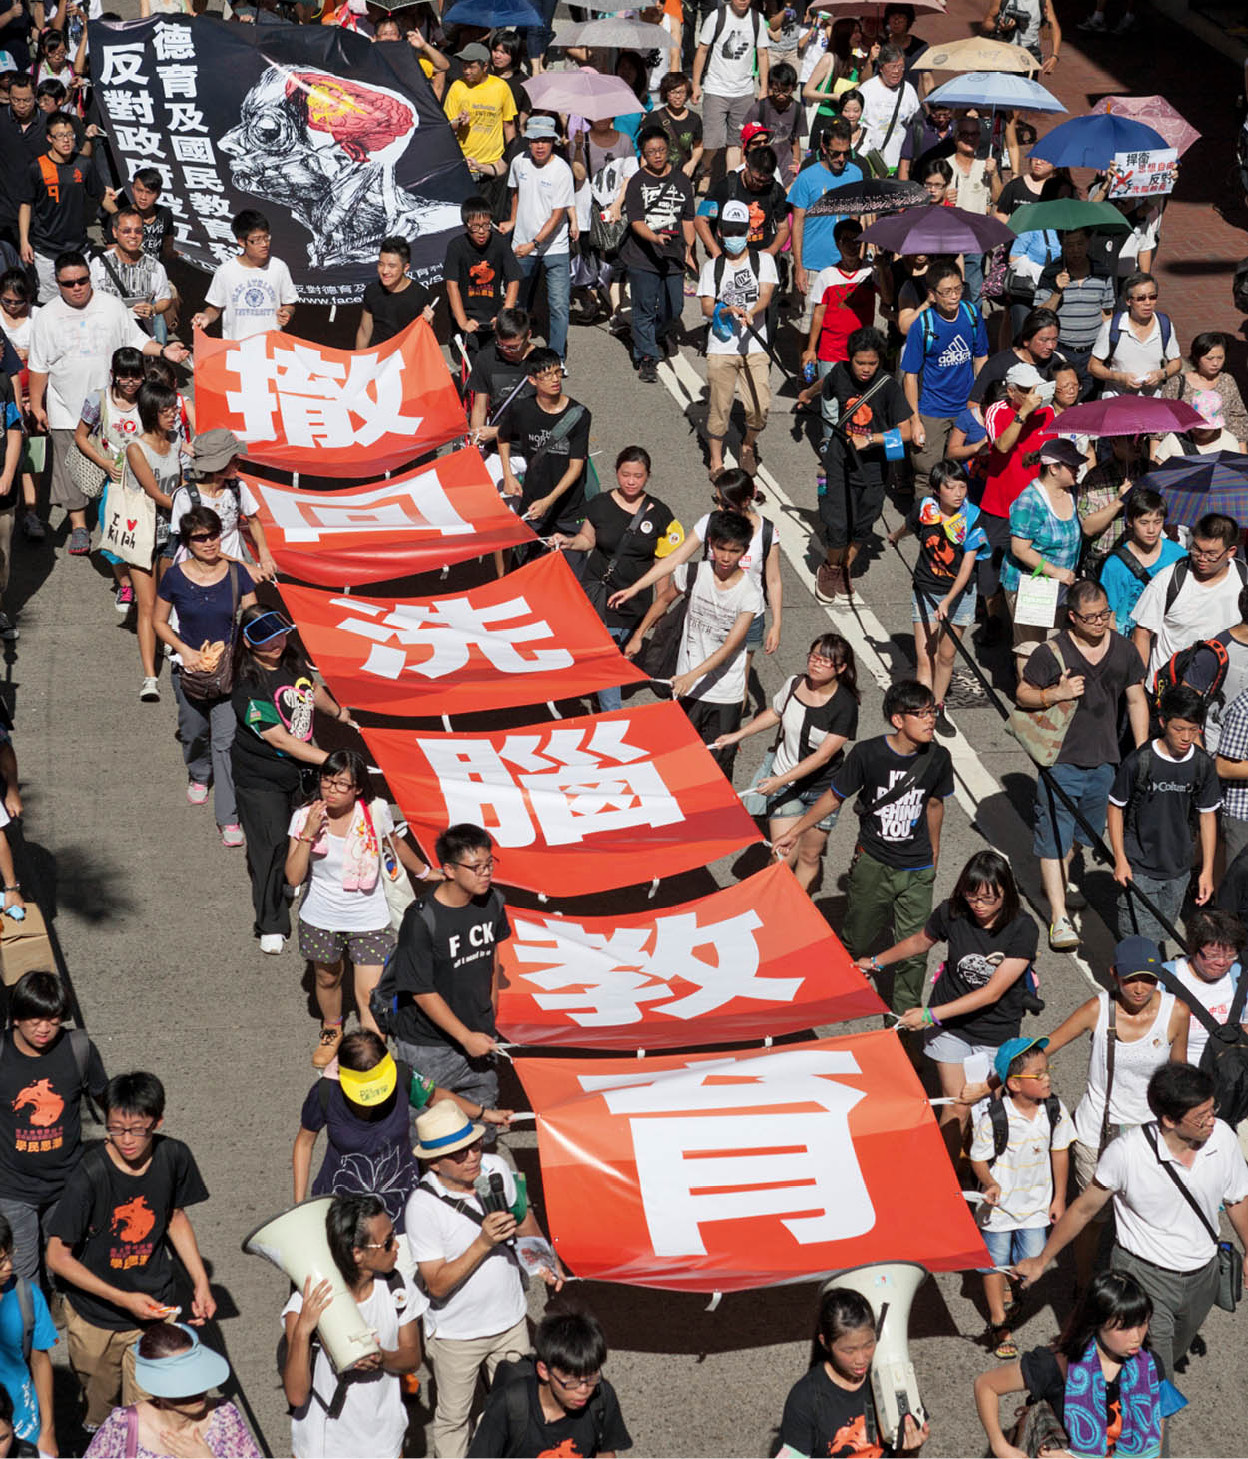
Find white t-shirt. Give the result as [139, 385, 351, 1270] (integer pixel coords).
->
[1168, 957, 1241, 1066]
[282, 1271, 427, 1459]
[1133, 559, 1245, 685]
[506, 154, 575, 253]
[1, 307, 37, 355]
[1154, 428, 1239, 464]
[404, 1155, 526, 1340]
[1091, 311, 1180, 398]
[205, 256, 298, 340]
[969, 1094, 1074, 1231]
[292, 799, 395, 935]
[693, 510, 771, 598]
[857, 75, 920, 172]
[699, 7, 769, 99]
[697, 249, 778, 356]
[1096, 1119, 1248, 1271]
[676, 559, 763, 704]
[170, 481, 247, 562]
[27, 293, 149, 430]
[1113, 206, 1162, 277]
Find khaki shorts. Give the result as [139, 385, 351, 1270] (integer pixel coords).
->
[49, 427, 91, 513]
[702, 90, 753, 150]
[63, 1302, 147, 1428]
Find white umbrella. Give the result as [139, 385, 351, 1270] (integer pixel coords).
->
[553, 15, 671, 49]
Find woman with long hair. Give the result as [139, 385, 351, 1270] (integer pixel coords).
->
[714, 633, 859, 890]
[124, 381, 183, 701]
[862, 850, 1038, 1159]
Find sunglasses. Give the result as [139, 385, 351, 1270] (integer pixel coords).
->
[243, 613, 293, 646]
[58, 275, 90, 287]
[187, 530, 220, 544]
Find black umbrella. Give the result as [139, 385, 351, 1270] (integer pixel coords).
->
[806, 178, 930, 217]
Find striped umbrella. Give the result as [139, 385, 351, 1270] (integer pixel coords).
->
[1136, 452, 1248, 531]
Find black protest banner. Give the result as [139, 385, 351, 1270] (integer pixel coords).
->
[88, 16, 473, 303]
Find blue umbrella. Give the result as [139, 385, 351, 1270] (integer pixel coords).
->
[925, 71, 1066, 114]
[443, 0, 542, 27]
[1135, 452, 1248, 532]
[1031, 113, 1169, 169]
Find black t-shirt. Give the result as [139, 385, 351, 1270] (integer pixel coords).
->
[995, 174, 1067, 218]
[362, 277, 431, 345]
[907, 499, 978, 600]
[620, 167, 695, 274]
[445, 231, 521, 326]
[20, 150, 103, 252]
[467, 340, 536, 414]
[582, 491, 678, 628]
[968, 346, 1066, 406]
[1023, 630, 1144, 769]
[925, 900, 1037, 1045]
[499, 394, 591, 532]
[776, 677, 859, 795]
[0, 1031, 108, 1203]
[779, 1365, 886, 1458]
[1109, 741, 1221, 881]
[47, 1136, 210, 1331]
[830, 735, 954, 869]
[391, 890, 511, 1047]
[821, 365, 909, 486]
[0, 109, 47, 226]
[230, 662, 317, 792]
[654, 107, 703, 170]
[1018, 1345, 1166, 1444]
[705, 170, 787, 248]
[468, 1373, 633, 1458]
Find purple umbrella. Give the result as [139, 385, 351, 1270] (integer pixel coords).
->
[1051, 396, 1204, 438]
[860, 205, 1015, 255]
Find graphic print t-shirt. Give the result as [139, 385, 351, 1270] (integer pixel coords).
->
[830, 735, 954, 869]
[620, 168, 695, 273]
[779, 1365, 885, 1458]
[908, 497, 987, 600]
[205, 255, 297, 340]
[390, 891, 511, 1048]
[445, 232, 522, 325]
[230, 663, 316, 792]
[1109, 740, 1221, 881]
[899, 303, 989, 417]
[47, 1136, 209, 1331]
[467, 1373, 633, 1459]
[0, 1032, 107, 1203]
[925, 900, 1038, 1046]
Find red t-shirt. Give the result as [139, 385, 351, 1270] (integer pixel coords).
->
[815, 266, 876, 363]
[980, 400, 1056, 518]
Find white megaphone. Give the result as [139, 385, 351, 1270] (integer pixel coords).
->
[821, 1262, 928, 1447]
[242, 1196, 380, 1374]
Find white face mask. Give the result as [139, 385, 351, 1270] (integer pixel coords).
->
[721, 233, 749, 256]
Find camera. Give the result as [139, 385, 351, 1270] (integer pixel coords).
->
[995, 3, 1028, 33]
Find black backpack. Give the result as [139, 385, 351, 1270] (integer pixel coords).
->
[987, 1093, 1063, 1162]
[1153, 636, 1231, 721]
[490, 1357, 609, 1457]
[1162, 556, 1248, 616]
[367, 900, 441, 1036]
[1152, 961, 1248, 1128]
[707, 2, 762, 55]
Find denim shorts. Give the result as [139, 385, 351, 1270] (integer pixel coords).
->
[1033, 761, 1115, 861]
[768, 784, 840, 833]
[978, 1223, 1047, 1273]
[745, 611, 765, 649]
[912, 587, 976, 629]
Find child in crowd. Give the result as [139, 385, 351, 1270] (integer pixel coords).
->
[1098, 487, 1185, 638]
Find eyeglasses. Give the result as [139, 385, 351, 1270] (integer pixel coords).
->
[1071, 608, 1111, 623]
[450, 857, 497, 873]
[934, 285, 964, 299]
[956, 130, 979, 139]
[361, 1232, 398, 1252]
[187, 530, 220, 544]
[1190, 545, 1228, 563]
[808, 651, 836, 665]
[444, 1138, 484, 1161]
[319, 775, 357, 792]
[1130, 292, 1158, 302]
[551, 1370, 602, 1391]
[57, 275, 90, 288]
[107, 1123, 156, 1138]
[0, 296, 25, 307]
[905, 707, 938, 720]
[1013, 1071, 1051, 1081]
[965, 889, 1002, 904]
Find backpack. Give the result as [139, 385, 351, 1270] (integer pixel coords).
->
[491, 1357, 609, 1457]
[1104, 308, 1173, 371]
[1233, 257, 1248, 315]
[1153, 634, 1232, 720]
[708, 2, 762, 57]
[1163, 555, 1248, 616]
[1154, 960, 1248, 1127]
[1125, 739, 1215, 843]
[14, 1275, 35, 1366]
[987, 1094, 1063, 1163]
[1101, 540, 1153, 590]
[2, 1027, 100, 1125]
[916, 300, 980, 394]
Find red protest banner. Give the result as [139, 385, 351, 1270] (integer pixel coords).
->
[496, 862, 884, 1048]
[280, 555, 649, 717]
[515, 1032, 989, 1292]
[363, 701, 762, 895]
[240, 449, 535, 586]
[194, 318, 464, 476]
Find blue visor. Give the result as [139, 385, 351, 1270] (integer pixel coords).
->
[243, 611, 293, 646]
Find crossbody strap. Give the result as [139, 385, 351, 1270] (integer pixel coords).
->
[878, 79, 906, 152]
[1143, 1121, 1221, 1246]
[524, 403, 586, 476]
[1099, 998, 1117, 1153]
[597, 494, 650, 587]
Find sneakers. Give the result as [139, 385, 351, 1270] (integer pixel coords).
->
[312, 1022, 344, 1068]
[140, 676, 160, 702]
[815, 563, 846, 604]
[21, 512, 44, 542]
[187, 781, 209, 806]
[0, 614, 17, 642]
[67, 526, 91, 556]
[1049, 915, 1081, 951]
[935, 704, 956, 738]
[637, 358, 659, 384]
[1078, 9, 1106, 27]
[114, 581, 134, 612]
[1112, 10, 1135, 29]
[259, 933, 286, 954]
[219, 822, 245, 848]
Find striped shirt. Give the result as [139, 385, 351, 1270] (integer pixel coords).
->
[1037, 262, 1115, 350]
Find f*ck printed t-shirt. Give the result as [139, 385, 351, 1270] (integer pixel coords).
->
[46, 1136, 210, 1331]
[390, 890, 511, 1048]
[829, 734, 954, 869]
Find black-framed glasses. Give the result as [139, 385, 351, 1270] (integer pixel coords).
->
[451, 856, 497, 873]
[1071, 608, 1111, 623]
[106, 1122, 156, 1138]
[445, 1137, 485, 1162]
[905, 707, 938, 720]
[1190, 545, 1228, 563]
[551, 1370, 602, 1391]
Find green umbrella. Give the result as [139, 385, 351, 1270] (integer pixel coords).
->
[1008, 199, 1131, 235]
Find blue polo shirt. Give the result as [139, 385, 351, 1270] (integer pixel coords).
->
[787, 159, 865, 270]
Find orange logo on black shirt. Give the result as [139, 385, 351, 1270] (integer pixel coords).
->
[826, 1413, 884, 1457]
[468, 258, 497, 298]
[538, 1441, 582, 1458]
[13, 1078, 63, 1127]
[112, 1195, 156, 1243]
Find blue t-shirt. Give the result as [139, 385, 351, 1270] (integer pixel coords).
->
[615, 98, 652, 145]
[899, 302, 990, 417]
[157, 561, 244, 656]
[787, 160, 865, 269]
[1100, 536, 1185, 637]
[0, 1278, 57, 1442]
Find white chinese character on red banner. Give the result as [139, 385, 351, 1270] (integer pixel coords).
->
[418, 723, 683, 847]
[255, 471, 472, 543]
[224, 336, 425, 450]
[579, 1049, 873, 1255]
[329, 593, 574, 682]
[511, 909, 800, 1024]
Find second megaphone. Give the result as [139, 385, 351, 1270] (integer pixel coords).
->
[242, 1196, 380, 1373]
[822, 1262, 928, 1447]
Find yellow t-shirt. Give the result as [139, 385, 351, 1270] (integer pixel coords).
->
[443, 74, 517, 166]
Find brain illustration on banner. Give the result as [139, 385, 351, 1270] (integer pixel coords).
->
[496, 862, 884, 1048]
[363, 703, 762, 895]
[195, 319, 464, 474]
[241, 450, 534, 584]
[515, 1033, 989, 1290]
[281, 556, 648, 716]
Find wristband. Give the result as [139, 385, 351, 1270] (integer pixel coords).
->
[929, 1008, 942, 1026]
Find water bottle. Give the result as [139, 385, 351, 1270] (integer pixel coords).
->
[802, 360, 817, 385]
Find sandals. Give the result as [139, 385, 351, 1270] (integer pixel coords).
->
[989, 1324, 1019, 1360]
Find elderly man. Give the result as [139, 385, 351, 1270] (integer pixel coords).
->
[26, 250, 187, 556]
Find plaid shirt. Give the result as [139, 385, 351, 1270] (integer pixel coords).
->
[1077, 458, 1147, 568]
[1218, 687, 1248, 822]
[1002, 482, 1082, 592]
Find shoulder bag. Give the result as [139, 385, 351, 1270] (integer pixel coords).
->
[178, 564, 241, 701]
[1005, 638, 1077, 766]
[100, 454, 156, 569]
[67, 392, 113, 501]
[1143, 1121, 1242, 1313]
[577, 494, 650, 622]
[863, 81, 905, 178]
[637, 565, 695, 682]
[361, 799, 417, 933]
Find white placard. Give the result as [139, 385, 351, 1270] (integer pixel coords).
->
[1107, 147, 1178, 199]
[1013, 573, 1061, 628]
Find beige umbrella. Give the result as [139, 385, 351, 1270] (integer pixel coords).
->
[910, 35, 1038, 74]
